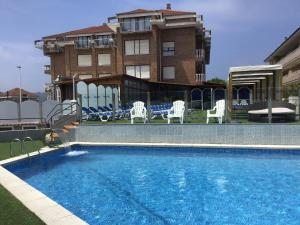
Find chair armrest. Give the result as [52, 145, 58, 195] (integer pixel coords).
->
[130, 108, 134, 114]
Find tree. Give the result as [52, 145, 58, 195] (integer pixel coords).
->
[207, 77, 227, 85]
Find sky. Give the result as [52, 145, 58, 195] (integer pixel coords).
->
[0, 0, 299, 92]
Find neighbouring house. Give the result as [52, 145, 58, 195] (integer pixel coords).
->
[265, 26, 300, 87]
[34, 3, 218, 106]
[0, 88, 37, 101]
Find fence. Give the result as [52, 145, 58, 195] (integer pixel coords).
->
[0, 99, 76, 129]
[79, 86, 300, 124]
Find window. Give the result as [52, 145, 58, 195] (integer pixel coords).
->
[140, 65, 150, 79]
[122, 17, 151, 32]
[126, 65, 150, 79]
[95, 35, 111, 47]
[77, 36, 90, 48]
[163, 42, 175, 56]
[98, 74, 111, 78]
[163, 66, 175, 80]
[78, 55, 92, 67]
[98, 54, 111, 66]
[79, 74, 93, 80]
[125, 40, 149, 55]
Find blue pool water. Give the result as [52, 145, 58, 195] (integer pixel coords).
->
[4, 146, 300, 225]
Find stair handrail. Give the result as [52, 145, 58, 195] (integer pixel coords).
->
[22, 137, 40, 156]
[10, 138, 22, 157]
[48, 102, 82, 128]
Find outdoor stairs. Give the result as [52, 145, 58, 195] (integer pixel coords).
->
[50, 121, 80, 141]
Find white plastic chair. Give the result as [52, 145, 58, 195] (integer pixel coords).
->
[206, 99, 225, 124]
[166, 100, 185, 124]
[240, 99, 248, 106]
[130, 101, 147, 124]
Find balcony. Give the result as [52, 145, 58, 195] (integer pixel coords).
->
[43, 44, 62, 54]
[195, 73, 205, 83]
[278, 46, 300, 69]
[44, 65, 51, 75]
[34, 40, 44, 49]
[196, 49, 205, 61]
[282, 69, 300, 85]
[93, 39, 113, 48]
[120, 20, 151, 33]
[74, 41, 91, 49]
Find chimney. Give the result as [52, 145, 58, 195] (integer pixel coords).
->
[166, 3, 171, 10]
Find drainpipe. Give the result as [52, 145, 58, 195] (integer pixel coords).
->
[72, 73, 78, 100]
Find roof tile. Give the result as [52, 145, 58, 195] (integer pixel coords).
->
[43, 25, 114, 39]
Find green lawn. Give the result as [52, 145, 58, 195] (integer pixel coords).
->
[0, 185, 45, 225]
[0, 140, 45, 161]
[0, 140, 46, 225]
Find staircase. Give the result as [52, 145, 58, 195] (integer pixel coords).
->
[50, 121, 80, 141]
[47, 101, 82, 142]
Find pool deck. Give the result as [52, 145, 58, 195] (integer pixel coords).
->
[0, 146, 88, 225]
[1, 142, 300, 225]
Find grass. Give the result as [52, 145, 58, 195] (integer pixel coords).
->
[0, 185, 45, 225]
[0, 140, 46, 225]
[0, 140, 45, 161]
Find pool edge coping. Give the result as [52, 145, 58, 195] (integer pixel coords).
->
[0, 145, 88, 225]
[70, 142, 300, 150]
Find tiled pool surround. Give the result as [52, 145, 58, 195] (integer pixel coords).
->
[75, 124, 300, 145]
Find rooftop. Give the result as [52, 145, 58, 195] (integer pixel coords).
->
[265, 26, 300, 62]
[43, 25, 114, 39]
[0, 88, 36, 98]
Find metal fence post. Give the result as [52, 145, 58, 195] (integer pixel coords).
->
[184, 90, 188, 123]
[112, 93, 116, 122]
[298, 88, 300, 120]
[224, 89, 228, 123]
[17, 100, 21, 122]
[268, 86, 272, 124]
[147, 91, 151, 123]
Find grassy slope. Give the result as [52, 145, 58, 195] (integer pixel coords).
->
[0, 140, 46, 225]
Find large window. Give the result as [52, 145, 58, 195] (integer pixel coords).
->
[122, 17, 151, 32]
[78, 55, 92, 67]
[163, 66, 175, 80]
[163, 42, 175, 56]
[77, 36, 90, 48]
[125, 40, 149, 55]
[98, 54, 111, 66]
[95, 35, 111, 47]
[126, 65, 150, 79]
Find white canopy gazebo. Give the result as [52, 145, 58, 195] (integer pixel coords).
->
[228, 65, 283, 107]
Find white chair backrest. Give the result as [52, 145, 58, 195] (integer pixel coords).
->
[215, 100, 225, 117]
[240, 99, 248, 106]
[172, 100, 185, 116]
[132, 101, 146, 116]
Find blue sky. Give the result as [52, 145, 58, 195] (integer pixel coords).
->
[0, 0, 299, 92]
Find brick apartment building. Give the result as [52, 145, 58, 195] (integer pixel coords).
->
[35, 4, 214, 105]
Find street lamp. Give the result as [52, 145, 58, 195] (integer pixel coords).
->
[16, 66, 22, 104]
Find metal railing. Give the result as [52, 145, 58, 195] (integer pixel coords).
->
[10, 137, 40, 158]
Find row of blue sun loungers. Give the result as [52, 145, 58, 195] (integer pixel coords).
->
[82, 103, 173, 122]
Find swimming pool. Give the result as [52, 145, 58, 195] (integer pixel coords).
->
[4, 145, 300, 225]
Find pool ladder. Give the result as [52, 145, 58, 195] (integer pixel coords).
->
[10, 137, 41, 159]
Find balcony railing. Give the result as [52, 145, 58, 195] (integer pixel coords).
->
[93, 39, 113, 48]
[120, 21, 151, 33]
[74, 41, 90, 49]
[278, 46, 300, 68]
[196, 49, 205, 61]
[43, 44, 62, 54]
[44, 65, 51, 75]
[196, 73, 205, 83]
